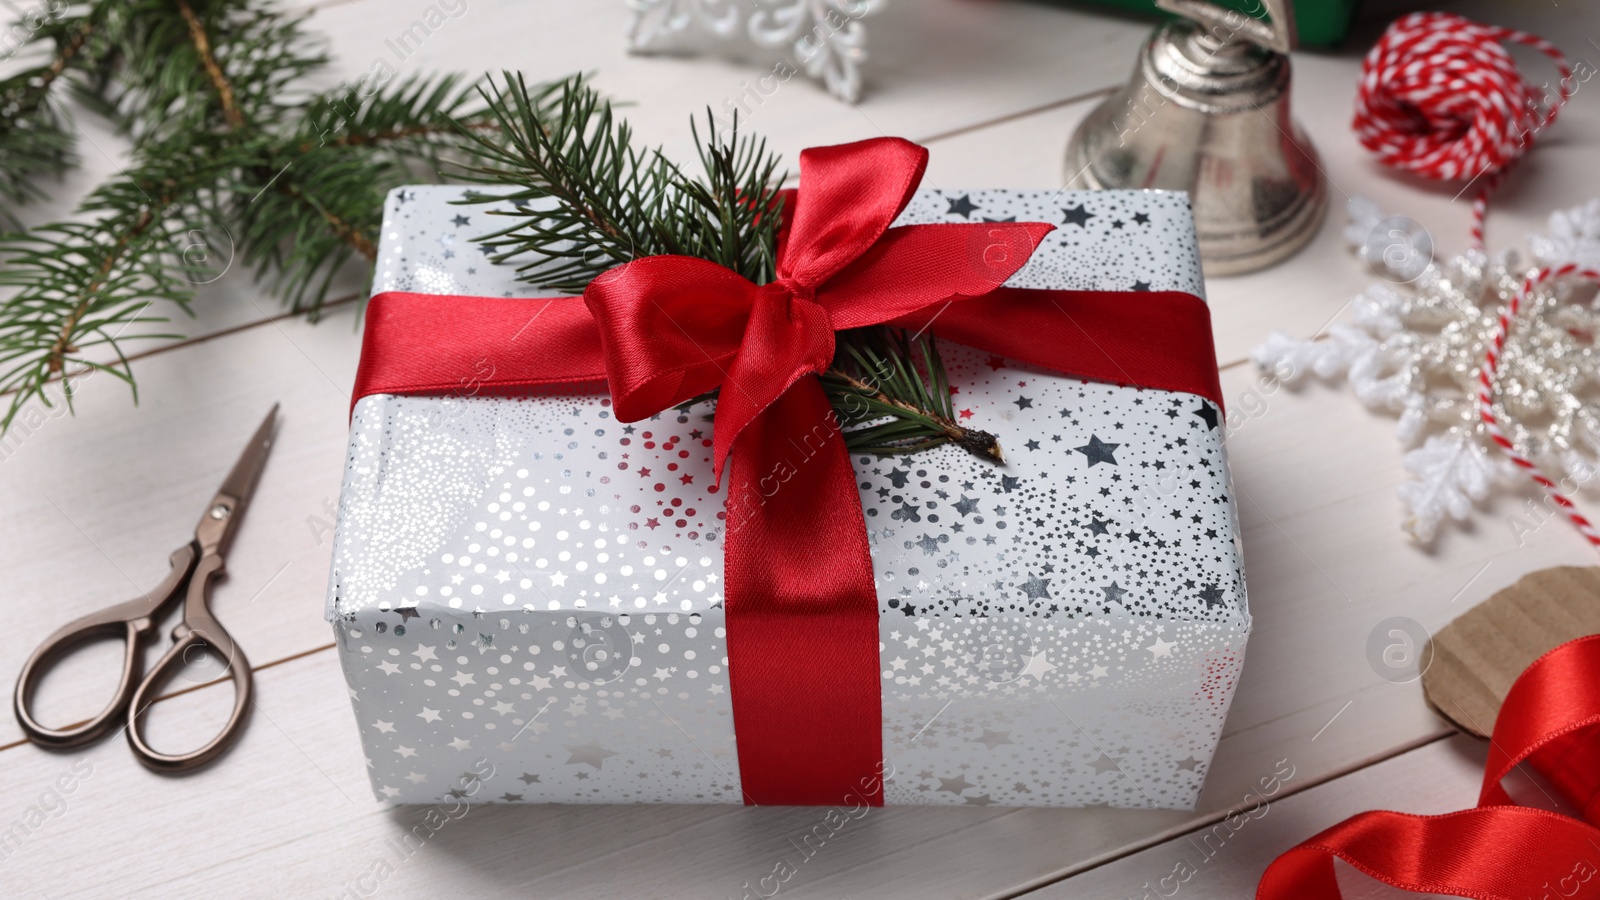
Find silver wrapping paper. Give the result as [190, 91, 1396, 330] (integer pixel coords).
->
[327, 185, 1249, 808]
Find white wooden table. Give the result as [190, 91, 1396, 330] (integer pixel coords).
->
[4, 1, 1598, 897]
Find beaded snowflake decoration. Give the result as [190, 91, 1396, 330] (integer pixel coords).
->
[1253, 198, 1600, 544]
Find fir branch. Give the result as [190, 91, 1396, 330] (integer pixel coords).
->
[823, 329, 1004, 462]
[237, 73, 488, 310]
[300, 73, 488, 176]
[0, 10, 103, 211]
[316, 118, 496, 152]
[458, 75, 1001, 464]
[45, 202, 164, 375]
[0, 0, 492, 433]
[0, 210, 186, 429]
[0, 2, 995, 467]
[10, 17, 96, 119]
[0, 135, 240, 427]
[452, 73, 664, 288]
[452, 73, 781, 291]
[100, 0, 326, 141]
[174, 0, 242, 129]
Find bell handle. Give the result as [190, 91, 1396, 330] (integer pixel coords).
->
[1155, 0, 1296, 55]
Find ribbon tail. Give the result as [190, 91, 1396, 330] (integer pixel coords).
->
[1258, 634, 1600, 899]
[1258, 807, 1600, 900]
[723, 378, 884, 806]
[896, 287, 1225, 413]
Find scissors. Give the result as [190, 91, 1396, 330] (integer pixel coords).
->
[14, 406, 277, 772]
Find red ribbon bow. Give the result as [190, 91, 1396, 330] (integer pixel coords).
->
[352, 137, 1223, 805]
[585, 138, 1053, 481]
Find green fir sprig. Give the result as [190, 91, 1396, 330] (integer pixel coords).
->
[453, 73, 1002, 462]
[825, 329, 1003, 461]
[452, 72, 782, 290]
[0, 8, 102, 217]
[0, 0, 488, 431]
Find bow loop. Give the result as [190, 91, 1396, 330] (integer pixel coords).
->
[581, 255, 752, 424]
[777, 138, 930, 288]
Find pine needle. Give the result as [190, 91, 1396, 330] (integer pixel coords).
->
[453, 73, 1002, 464]
[0, 0, 493, 432]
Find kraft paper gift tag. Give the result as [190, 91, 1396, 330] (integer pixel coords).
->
[1422, 565, 1600, 737]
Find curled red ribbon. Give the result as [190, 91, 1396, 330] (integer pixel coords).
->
[352, 137, 1223, 805]
[1258, 633, 1600, 899]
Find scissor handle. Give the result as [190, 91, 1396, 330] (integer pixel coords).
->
[126, 552, 252, 773]
[13, 545, 197, 750]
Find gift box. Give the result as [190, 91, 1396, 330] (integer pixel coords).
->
[327, 148, 1249, 809]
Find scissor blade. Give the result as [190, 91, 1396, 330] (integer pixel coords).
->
[216, 404, 278, 506]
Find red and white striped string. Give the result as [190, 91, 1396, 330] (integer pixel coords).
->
[1476, 264, 1600, 546]
[1354, 12, 1572, 251]
[1354, 13, 1594, 545]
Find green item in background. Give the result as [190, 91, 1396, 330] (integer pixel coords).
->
[1070, 0, 1358, 47]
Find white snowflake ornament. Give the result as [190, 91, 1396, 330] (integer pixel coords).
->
[1395, 434, 1508, 543]
[1254, 198, 1600, 544]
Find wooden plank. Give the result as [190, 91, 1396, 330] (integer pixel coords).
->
[0, 20, 374, 358]
[4, 359, 1593, 898]
[6, 2, 1600, 895]
[1022, 731, 1577, 899]
[0, 306, 361, 747]
[303, 0, 1150, 167]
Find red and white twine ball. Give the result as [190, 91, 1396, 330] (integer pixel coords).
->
[1353, 13, 1599, 545]
[1354, 11, 1572, 250]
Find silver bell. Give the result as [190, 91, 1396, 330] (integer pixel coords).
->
[1065, 0, 1325, 275]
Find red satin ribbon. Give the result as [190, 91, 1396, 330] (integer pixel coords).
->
[352, 137, 1224, 806]
[1259, 633, 1600, 899]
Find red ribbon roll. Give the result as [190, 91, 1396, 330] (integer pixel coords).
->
[1258, 633, 1600, 898]
[352, 138, 1223, 805]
